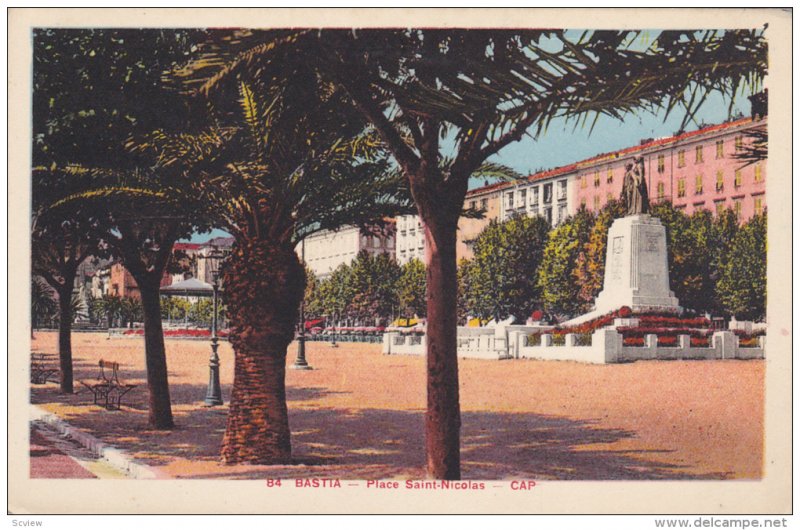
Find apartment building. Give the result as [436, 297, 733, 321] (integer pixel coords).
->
[302, 223, 396, 278]
[574, 116, 767, 221]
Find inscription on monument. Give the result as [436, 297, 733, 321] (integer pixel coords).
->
[610, 236, 623, 280]
[645, 234, 659, 252]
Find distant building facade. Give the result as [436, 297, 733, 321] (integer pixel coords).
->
[574, 117, 767, 221]
[302, 223, 396, 279]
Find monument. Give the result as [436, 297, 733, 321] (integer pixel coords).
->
[593, 157, 681, 315]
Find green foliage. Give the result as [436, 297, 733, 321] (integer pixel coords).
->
[463, 215, 551, 322]
[537, 208, 596, 319]
[315, 263, 357, 323]
[650, 202, 717, 314]
[456, 258, 472, 325]
[347, 251, 402, 324]
[119, 297, 144, 326]
[574, 199, 625, 306]
[398, 259, 427, 319]
[160, 296, 192, 321]
[717, 213, 767, 321]
[31, 277, 58, 328]
[187, 299, 214, 326]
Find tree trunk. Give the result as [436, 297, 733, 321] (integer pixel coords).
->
[423, 215, 462, 480]
[140, 282, 174, 429]
[221, 236, 305, 464]
[57, 287, 74, 394]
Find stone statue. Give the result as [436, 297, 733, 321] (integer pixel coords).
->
[621, 156, 649, 215]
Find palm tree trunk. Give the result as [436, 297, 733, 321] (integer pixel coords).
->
[221, 237, 305, 464]
[423, 215, 461, 480]
[140, 281, 174, 429]
[56, 286, 74, 394]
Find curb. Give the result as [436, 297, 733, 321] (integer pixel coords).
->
[30, 405, 167, 479]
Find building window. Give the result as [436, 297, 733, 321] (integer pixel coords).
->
[469, 200, 476, 210]
[544, 207, 552, 224]
[593, 195, 600, 210]
[607, 168, 613, 183]
[733, 199, 742, 219]
[606, 193, 613, 204]
[581, 175, 587, 189]
[558, 180, 567, 201]
[657, 154, 665, 173]
[716, 170, 724, 192]
[715, 201, 726, 216]
[593, 171, 600, 187]
[695, 145, 704, 163]
[734, 169, 742, 188]
[506, 192, 514, 209]
[754, 195, 764, 215]
[716, 140, 724, 159]
[557, 204, 567, 223]
[532, 187, 539, 205]
[580, 198, 586, 209]
[735, 135, 744, 151]
[695, 174, 703, 194]
[518, 189, 526, 207]
[677, 150, 686, 168]
[481, 198, 488, 210]
[754, 163, 763, 183]
[677, 178, 686, 198]
[543, 183, 552, 203]
[657, 181, 665, 200]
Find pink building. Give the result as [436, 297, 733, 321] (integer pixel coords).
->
[574, 116, 767, 221]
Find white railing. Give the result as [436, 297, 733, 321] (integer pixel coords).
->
[383, 328, 765, 364]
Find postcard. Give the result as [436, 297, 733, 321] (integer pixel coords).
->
[8, 7, 792, 515]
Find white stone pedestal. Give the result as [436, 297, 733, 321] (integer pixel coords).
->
[594, 214, 680, 315]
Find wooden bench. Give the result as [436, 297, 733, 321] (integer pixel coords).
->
[30, 353, 58, 385]
[79, 360, 137, 410]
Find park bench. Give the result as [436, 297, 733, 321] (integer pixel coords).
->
[30, 353, 58, 384]
[79, 360, 137, 410]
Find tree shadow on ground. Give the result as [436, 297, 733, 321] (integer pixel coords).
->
[30, 375, 733, 481]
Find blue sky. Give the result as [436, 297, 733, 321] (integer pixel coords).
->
[185, 90, 753, 243]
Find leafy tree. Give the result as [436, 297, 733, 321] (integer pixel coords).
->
[456, 259, 472, 326]
[31, 168, 101, 393]
[464, 215, 551, 322]
[348, 250, 402, 325]
[649, 202, 719, 315]
[119, 296, 144, 327]
[160, 296, 192, 322]
[31, 277, 58, 333]
[89, 294, 123, 328]
[538, 208, 595, 319]
[717, 212, 766, 320]
[317, 263, 358, 326]
[187, 299, 214, 326]
[574, 199, 626, 307]
[709, 208, 741, 316]
[398, 259, 427, 319]
[33, 29, 210, 428]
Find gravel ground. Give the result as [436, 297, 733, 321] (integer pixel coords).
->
[30, 331, 763, 480]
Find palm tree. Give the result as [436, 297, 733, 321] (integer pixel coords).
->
[189, 28, 767, 478]
[147, 52, 413, 463]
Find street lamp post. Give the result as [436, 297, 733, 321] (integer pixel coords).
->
[291, 239, 312, 370]
[204, 258, 224, 406]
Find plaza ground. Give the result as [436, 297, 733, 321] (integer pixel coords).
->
[30, 331, 763, 480]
